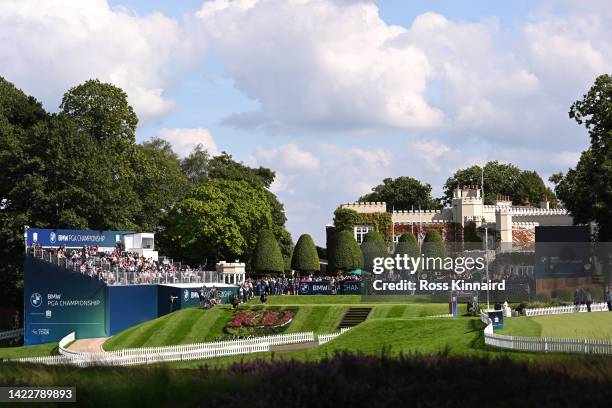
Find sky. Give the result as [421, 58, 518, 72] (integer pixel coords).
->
[1, 0, 611, 245]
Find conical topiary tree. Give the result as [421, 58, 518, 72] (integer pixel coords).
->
[394, 233, 420, 277]
[330, 230, 363, 273]
[361, 231, 387, 273]
[291, 234, 320, 274]
[252, 229, 284, 275]
[422, 230, 447, 272]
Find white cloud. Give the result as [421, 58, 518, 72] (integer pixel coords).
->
[196, 0, 443, 132]
[0, 0, 202, 123]
[255, 143, 320, 172]
[157, 128, 220, 157]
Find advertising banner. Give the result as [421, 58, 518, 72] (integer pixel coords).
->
[106, 285, 158, 335]
[24, 257, 107, 345]
[26, 228, 130, 248]
[339, 280, 363, 295]
[298, 281, 332, 295]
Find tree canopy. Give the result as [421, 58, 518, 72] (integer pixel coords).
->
[0, 76, 294, 307]
[161, 179, 273, 265]
[442, 161, 556, 206]
[552, 74, 612, 241]
[359, 176, 439, 211]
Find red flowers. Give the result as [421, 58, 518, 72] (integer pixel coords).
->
[227, 310, 293, 329]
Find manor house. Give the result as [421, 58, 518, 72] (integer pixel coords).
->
[340, 185, 573, 249]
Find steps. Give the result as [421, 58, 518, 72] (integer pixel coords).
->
[337, 307, 372, 329]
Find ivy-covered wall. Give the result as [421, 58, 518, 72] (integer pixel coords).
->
[355, 212, 393, 241]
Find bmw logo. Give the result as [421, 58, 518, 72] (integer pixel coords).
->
[183, 289, 189, 300]
[49, 232, 56, 244]
[30, 293, 43, 308]
[300, 283, 309, 292]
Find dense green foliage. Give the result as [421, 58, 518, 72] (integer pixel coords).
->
[394, 233, 420, 275]
[329, 230, 363, 273]
[552, 74, 612, 241]
[361, 231, 387, 273]
[0, 77, 292, 307]
[332, 207, 360, 231]
[252, 229, 285, 275]
[291, 234, 320, 273]
[359, 176, 440, 211]
[162, 180, 273, 265]
[422, 230, 447, 270]
[442, 161, 556, 206]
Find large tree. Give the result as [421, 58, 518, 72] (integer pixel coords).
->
[183, 149, 293, 259]
[181, 143, 210, 185]
[160, 179, 273, 265]
[134, 138, 190, 231]
[60, 79, 137, 146]
[552, 74, 612, 241]
[442, 161, 556, 206]
[360, 176, 439, 211]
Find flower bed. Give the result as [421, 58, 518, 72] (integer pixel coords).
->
[225, 310, 294, 335]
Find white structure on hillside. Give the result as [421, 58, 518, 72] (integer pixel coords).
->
[341, 186, 573, 248]
[216, 261, 246, 284]
[122, 232, 159, 261]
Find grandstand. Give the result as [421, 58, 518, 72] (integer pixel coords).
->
[23, 228, 236, 346]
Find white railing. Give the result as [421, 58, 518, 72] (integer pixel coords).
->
[525, 302, 608, 316]
[318, 327, 351, 345]
[0, 328, 23, 341]
[8, 331, 316, 367]
[482, 311, 612, 355]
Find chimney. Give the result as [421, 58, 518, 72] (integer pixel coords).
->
[539, 196, 549, 210]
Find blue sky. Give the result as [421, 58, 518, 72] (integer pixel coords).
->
[2, 0, 610, 246]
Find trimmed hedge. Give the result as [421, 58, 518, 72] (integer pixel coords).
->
[291, 234, 320, 273]
[361, 231, 387, 272]
[252, 229, 284, 274]
[422, 230, 447, 270]
[330, 230, 363, 273]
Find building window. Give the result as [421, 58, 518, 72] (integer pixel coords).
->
[354, 225, 374, 244]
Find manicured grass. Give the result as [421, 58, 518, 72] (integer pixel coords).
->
[286, 306, 346, 334]
[0, 342, 58, 359]
[104, 307, 234, 351]
[500, 313, 612, 340]
[369, 303, 451, 319]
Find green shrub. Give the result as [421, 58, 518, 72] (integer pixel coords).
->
[252, 229, 284, 274]
[291, 234, 320, 274]
[330, 230, 364, 273]
[422, 230, 447, 270]
[361, 231, 387, 273]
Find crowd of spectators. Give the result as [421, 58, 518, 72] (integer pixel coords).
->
[28, 244, 217, 285]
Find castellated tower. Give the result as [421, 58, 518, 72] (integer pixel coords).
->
[452, 185, 483, 227]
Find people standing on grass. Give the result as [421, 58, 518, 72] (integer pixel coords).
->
[585, 288, 593, 312]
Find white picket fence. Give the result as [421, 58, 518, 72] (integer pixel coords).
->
[318, 327, 351, 345]
[481, 311, 612, 355]
[0, 328, 23, 341]
[525, 302, 608, 316]
[10, 331, 317, 367]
